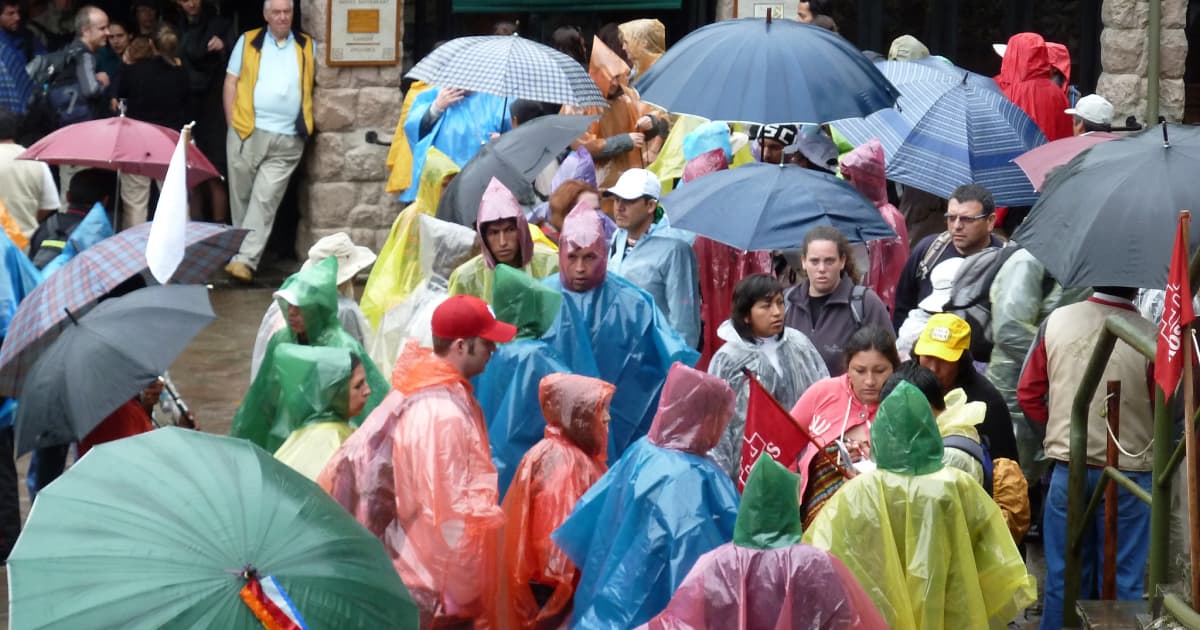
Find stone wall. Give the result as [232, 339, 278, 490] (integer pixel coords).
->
[296, 0, 405, 257]
[1096, 0, 1186, 123]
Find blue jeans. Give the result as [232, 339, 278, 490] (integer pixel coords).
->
[1040, 463, 1151, 630]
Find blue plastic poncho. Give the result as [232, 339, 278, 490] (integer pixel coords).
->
[682, 120, 734, 163]
[552, 363, 740, 628]
[608, 216, 701, 349]
[40, 203, 112, 280]
[399, 88, 511, 202]
[474, 264, 570, 498]
[0, 230, 39, 340]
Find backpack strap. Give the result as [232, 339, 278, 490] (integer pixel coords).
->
[849, 285, 866, 327]
[944, 435, 994, 494]
[918, 232, 953, 281]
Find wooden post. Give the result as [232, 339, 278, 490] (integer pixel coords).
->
[1103, 380, 1121, 600]
[1183, 211, 1200, 609]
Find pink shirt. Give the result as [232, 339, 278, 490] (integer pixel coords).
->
[788, 374, 880, 499]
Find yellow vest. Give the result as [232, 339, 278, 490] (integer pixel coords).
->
[232, 28, 315, 140]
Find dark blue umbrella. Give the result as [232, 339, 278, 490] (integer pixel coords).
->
[634, 18, 899, 125]
[661, 163, 895, 251]
[833, 60, 1046, 206]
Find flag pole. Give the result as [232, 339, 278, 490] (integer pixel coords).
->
[1181, 209, 1200, 609]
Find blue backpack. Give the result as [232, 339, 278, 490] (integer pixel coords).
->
[943, 434, 994, 495]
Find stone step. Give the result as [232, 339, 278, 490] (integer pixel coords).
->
[1076, 600, 1146, 630]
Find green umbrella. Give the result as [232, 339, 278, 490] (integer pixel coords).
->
[9, 427, 417, 629]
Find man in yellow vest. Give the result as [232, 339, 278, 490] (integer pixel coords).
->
[222, 0, 314, 283]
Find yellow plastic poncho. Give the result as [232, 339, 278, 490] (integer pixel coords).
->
[937, 388, 987, 485]
[803, 382, 1037, 630]
[384, 81, 434, 194]
[360, 147, 459, 326]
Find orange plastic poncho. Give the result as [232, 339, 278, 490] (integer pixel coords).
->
[318, 340, 503, 626]
[498, 373, 615, 629]
[576, 37, 653, 189]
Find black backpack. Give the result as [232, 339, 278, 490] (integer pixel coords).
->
[22, 43, 91, 142]
[28, 212, 82, 270]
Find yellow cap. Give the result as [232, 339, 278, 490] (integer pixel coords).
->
[914, 313, 972, 362]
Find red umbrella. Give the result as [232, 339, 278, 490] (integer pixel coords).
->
[17, 115, 221, 187]
[1013, 131, 1120, 191]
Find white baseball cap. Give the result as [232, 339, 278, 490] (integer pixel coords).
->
[604, 168, 662, 201]
[1065, 94, 1115, 126]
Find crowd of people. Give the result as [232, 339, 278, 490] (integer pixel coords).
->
[0, 2, 1177, 629]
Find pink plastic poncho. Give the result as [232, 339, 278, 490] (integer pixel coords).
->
[558, 201, 609, 292]
[317, 340, 503, 626]
[477, 177, 536, 269]
[498, 373, 614, 629]
[841, 139, 909, 314]
[684, 148, 773, 370]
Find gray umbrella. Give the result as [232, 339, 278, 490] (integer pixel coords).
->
[14, 285, 215, 455]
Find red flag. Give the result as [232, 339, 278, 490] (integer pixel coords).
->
[1156, 213, 1193, 396]
[737, 370, 812, 492]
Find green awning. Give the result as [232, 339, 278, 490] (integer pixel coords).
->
[453, 0, 681, 12]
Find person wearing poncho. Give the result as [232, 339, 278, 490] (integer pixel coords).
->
[475, 264, 571, 497]
[498, 373, 614, 629]
[994, 33, 1072, 141]
[231, 257, 389, 452]
[448, 177, 558, 304]
[642, 455, 887, 629]
[398, 85, 510, 203]
[361, 147, 460, 327]
[803, 381, 1037, 630]
[552, 363, 740, 628]
[840, 139, 909, 314]
[541, 200, 699, 462]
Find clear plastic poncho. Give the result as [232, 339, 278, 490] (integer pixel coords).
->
[642, 455, 888, 629]
[475, 264, 570, 498]
[803, 382, 1037, 630]
[318, 340, 503, 624]
[552, 363, 740, 628]
[368, 213, 478, 374]
[498, 373, 614, 629]
[541, 206, 699, 461]
[230, 257, 389, 452]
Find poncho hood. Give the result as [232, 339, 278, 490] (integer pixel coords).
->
[416, 147, 460, 214]
[274, 256, 341, 342]
[619, 19, 665, 77]
[871, 380, 945, 475]
[734, 455, 805, 549]
[539, 372, 615, 459]
[391, 339, 469, 395]
[477, 177, 535, 269]
[558, 200, 609, 291]
[647, 362, 736, 454]
[681, 148, 729, 184]
[272, 343, 353, 425]
[682, 121, 733, 163]
[417, 213, 478, 280]
[997, 32, 1052, 87]
[493, 263, 562, 340]
[841, 139, 889, 207]
[553, 146, 598, 189]
[589, 36, 630, 98]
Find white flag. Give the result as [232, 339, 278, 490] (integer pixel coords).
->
[146, 127, 189, 283]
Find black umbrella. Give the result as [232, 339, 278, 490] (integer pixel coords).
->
[14, 285, 215, 454]
[1014, 123, 1200, 288]
[437, 114, 596, 226]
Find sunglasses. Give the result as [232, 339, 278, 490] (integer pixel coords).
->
[944, 213, 990, 224]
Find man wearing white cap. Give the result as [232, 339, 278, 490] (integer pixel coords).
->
[606, 167, 700, 348]
[1065, 94, 1114, 135]
[250, 232, 377, 379]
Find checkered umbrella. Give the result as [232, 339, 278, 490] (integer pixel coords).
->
[0, 222, 247, 397]
[406, 35, 607, 108]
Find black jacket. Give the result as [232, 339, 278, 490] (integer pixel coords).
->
[956, 365, 1020, 462]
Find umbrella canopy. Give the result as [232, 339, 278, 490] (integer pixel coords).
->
[406, 35, 607, 108]
[437, 114, 596, 226]
[661, 162, 895, 251]
[9, 427, 417, 629]
[14, 285, 214, 454]
[0, 222, 246, 396]
[834, 59, 1046, 206]
[18, 116, 222, 187]
[635, 18, 899, 125]
[1013, 131, 1120, 191]
[1014, 123, 1200, 288]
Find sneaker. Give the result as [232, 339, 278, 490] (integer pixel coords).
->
[225, 261, 253, 283]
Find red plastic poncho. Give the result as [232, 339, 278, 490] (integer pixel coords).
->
[498, 373, 615, 629]
[840, 140, 909, 314]
[1045, 42, 1071, 96]
[685, 149, 773, 370]
[994, 33, 1073, 141]
[78, 398, 153, 458]
[318, 340, 503, 626]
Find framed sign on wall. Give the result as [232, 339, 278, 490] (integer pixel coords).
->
[326, 0, 401, 66]
[734, 0, 799, 19]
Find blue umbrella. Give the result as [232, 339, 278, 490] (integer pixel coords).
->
[661, 163, 895, 251]
[634, 18, 899, 125]
[834, 60, 1046, 206]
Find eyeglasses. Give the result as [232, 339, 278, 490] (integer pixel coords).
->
[944, 213, 990, 224]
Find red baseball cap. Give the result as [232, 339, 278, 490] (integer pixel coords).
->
[431, 295, 517, 343]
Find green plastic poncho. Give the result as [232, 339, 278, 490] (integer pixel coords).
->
[231, 258, 388, 452]
[802, 382, 1037, 630]
[269, 344, 356, 480]
[361, 147, 460, 326]
[734, 455, 805, 549]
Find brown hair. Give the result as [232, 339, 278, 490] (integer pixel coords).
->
[801, 225, 860, 284]
[548, 179, 599, 230]
[125, 35, 155, 63]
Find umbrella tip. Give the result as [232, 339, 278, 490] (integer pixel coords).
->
[766, 11, 772, 24]
[1160, 117, 1169, 147]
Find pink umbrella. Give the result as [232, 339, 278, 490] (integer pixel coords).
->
[1013, 131, 1120, 190]
[17, 115, 221, 187]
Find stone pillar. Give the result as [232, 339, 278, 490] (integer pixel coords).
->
[297, 0, 405, 257]
[1096, 0, 1187, 123]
